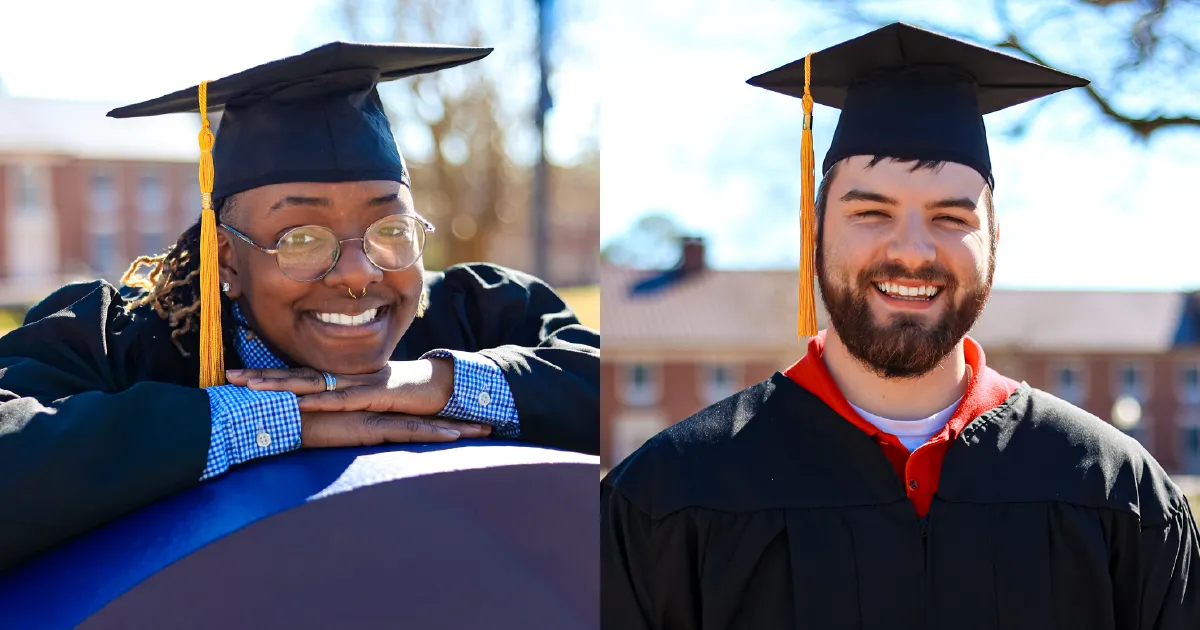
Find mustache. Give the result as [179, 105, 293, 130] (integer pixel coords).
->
[856, 260, 958, 290]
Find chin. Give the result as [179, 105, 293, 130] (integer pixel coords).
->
[305, 350, 392, 375]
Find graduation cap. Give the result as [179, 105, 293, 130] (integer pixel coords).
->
[108, 42, 492, 387]
[746, 23, 1088, 339]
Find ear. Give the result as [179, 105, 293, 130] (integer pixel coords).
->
[217, 229, 243, 299]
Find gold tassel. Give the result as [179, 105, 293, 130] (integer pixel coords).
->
[797, 53, 818, 339]
[197, 80, 225, 388]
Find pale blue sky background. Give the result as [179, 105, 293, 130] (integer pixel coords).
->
[0, 0, 598, 166]
[600, 0, 1200, 291]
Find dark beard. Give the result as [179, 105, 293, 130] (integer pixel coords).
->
[818, 259, 990, 379]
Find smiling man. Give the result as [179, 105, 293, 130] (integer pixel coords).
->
[0, 43, 598, 570]
[601, 24, 1198, 629]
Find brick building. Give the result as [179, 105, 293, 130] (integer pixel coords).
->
[0, 95, 200, 305]
[600, 238, 1200, 474]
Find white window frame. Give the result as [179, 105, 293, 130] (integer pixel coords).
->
[1177, 360, 1200, 405]
[11, 163, 48, 215]
[1178, 407, 1200, 474]
[138, 168, 166, 215]
[1111, 359, 1151, 403]
[699, 363, 741, 405]
[1048, 359, 1088, 406]
[620, 363, 661, 408]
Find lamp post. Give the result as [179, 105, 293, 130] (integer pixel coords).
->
[532, 0, 555, 281]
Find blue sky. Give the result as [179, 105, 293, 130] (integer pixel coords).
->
[600, 0, 1200, 291]
[0, 0, 597, 166]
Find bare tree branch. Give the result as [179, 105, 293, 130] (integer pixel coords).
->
[827, 0, 1200, 140]
[994, 34, 1200, 138]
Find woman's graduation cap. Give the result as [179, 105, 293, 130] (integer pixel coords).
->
[107, 42, 492, 388]
[746, 23, 1088, 339]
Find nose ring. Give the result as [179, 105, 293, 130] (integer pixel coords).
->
[349, 287, 367, 299]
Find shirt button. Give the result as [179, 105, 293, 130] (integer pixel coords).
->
[256, 432, 272, 448]
[909, 480, 919, 490]
[478, 391, 492, 406]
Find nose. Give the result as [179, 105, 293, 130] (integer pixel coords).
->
[885, 211, 937, 270]
[322, 238, 383, 290]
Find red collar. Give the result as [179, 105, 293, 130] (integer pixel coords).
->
[783, 331, 1020, 448]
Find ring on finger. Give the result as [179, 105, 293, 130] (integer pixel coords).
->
[321, 371, 337, 392]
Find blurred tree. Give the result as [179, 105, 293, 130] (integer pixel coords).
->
[825, 0, 1200, 139]
[338, 0, 526, 268]
[601, 213, 689, 270]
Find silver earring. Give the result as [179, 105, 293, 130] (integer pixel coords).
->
[221, 282, 231, 293]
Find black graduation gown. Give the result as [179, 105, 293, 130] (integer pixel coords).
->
[0, 262, 598, 571]
[601, 373, 1200, 629]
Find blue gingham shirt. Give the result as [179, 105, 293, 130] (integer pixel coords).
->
[200, 304, 520, 480]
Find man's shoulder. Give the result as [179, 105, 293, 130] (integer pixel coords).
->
[971, 385, 1188, 524]
[602, 377, 779, 509]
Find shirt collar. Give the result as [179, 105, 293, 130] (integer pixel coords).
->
[783, 330, 1019, 442]
[229, 301, 288, 370]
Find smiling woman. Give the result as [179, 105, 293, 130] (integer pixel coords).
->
[0, 42, 599, 573]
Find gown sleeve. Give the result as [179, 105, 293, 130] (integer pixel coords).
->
[601, 482, 658, 630]
[437, 264, 599, 455]
[601, 479, 707, 630]
[0, 281, 211, 571]
[1139, 496, 1200, 629]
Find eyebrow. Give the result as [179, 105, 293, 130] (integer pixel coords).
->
[268, 196, 331, 214]
[368, 193, 400, 206]
[840, 189, 898, 205]
[840, 189, 978, 211]
[926, 197, 977, 211]
[267, 192, 401, 215]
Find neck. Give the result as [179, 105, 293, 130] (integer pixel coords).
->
[822, 327, 969, 420]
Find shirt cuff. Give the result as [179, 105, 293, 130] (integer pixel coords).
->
[202, 385, 303, 481]
[422, 349, 520, 438]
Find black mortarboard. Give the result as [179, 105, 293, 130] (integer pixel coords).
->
[745, 23, 1088, 338]
[108, 42, 491, 388]
[109, 42, 492, 200]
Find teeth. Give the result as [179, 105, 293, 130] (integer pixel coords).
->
[875, 283, 940, 299]
[316, 308, 379, 326]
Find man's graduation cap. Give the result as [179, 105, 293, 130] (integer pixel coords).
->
[108, 42, 491, 387]
[746, 23, 1088, 339]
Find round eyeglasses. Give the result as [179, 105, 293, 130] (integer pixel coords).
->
[221, 214, 435, 282]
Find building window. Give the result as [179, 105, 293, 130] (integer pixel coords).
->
[1180, 408, 1200, 475]
[181, 180, 201, 231]
[1052, 362, 1086, 406]
[1181, 363, 1200, 405]
[622, 363, 659, 407]
[14, 164, 43, 212]
[703, 364, 738, 404]
[91, 170, 117, 215]
[1113, 362, 1147, 401]
[90, 233, 120, 275]
[139, 171, 166, 214]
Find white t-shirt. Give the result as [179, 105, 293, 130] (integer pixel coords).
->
[849, 398, 962, 452]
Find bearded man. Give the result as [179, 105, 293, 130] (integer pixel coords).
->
[600, 24, 1198, 629]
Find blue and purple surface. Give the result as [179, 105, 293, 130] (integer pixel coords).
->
[0, 440, 599, 629]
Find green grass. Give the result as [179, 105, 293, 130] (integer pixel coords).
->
[0, 308, 25, 337]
